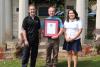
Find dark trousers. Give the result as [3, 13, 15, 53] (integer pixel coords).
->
[22, 42, 38, 67]
[46, 38, 59, 67]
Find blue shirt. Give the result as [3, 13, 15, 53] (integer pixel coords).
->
[41, 16, 63, 42]
[41, 16, 63, 29]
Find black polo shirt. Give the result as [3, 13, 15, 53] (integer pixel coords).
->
[22, 16, 40, 43]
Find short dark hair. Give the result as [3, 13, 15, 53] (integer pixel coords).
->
[66, 9, 80, 22]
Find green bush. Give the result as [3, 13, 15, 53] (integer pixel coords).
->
[86, 17, 96, 39]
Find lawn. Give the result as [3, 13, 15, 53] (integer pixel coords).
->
[0, 55, 100, 67]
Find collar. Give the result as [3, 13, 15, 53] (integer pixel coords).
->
[48, 16, 56, 19]
[29, 15, 36, 20]
[69, 19, 76, 22]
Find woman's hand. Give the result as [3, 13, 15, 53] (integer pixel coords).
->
[65, 37, 75, 42]
[68, 38, 74, 42]
[65, 37, 71, 42]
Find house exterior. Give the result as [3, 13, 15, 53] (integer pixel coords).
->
[0, 0, 100, 45]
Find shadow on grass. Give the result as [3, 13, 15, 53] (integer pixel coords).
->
[57, 60, 67, 67]
[57, 60, 100, 67]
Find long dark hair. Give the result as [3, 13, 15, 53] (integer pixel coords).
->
[66, 9, 80, 22]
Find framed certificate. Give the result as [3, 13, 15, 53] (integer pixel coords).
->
[44, 19, 58, 37]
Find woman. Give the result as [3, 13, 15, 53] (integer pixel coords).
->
[63, 9, 83, 67]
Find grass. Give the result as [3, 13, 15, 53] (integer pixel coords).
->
[0, 59, 21, 67]
[0, 55, 100, 67]
[57, 55, 100, 67]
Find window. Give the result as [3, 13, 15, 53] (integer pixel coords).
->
[38, 7, 48, 16]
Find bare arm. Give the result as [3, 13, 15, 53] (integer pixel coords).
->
[64, 28, 71, 42]
[22, 29, 27, 41]
[74, 28, 82, 39]
[22, 29, 29, 46]
[58, 28, 64, 37]
[51, 28, 64, 39]
[64, 28, 67, 39]
[71, 28, 83, 41]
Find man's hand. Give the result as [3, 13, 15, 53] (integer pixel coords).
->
[51, 35, 59, 39]
[24, 40, 29, 47]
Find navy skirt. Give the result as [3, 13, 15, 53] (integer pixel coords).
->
[63, 39, 82, 52]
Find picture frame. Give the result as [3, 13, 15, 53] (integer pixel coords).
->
[44, 19, 58, 37]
